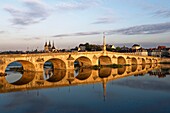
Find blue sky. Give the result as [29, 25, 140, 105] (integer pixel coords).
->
[0, 0, 170, 51]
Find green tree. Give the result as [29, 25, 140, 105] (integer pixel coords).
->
[115, 46, 121, 51]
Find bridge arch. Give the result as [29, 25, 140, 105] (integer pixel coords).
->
[131, 57, 137, 65]
[142, 58, 145, 64]
[148, 59, 152, 64]
[155, 59, 158, 63]
[5, 60, 35, 72]
[141, 58, 146, 70]
[152, 59, 157, 64]
[99, 56, 112, 65]
[117, 56, 126, 65]
[44, 58, 66, 69]
[74, 56, 92, 67]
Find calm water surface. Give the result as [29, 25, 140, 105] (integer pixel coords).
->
[0, 64, 170, 113]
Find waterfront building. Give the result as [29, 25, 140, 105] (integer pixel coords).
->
[148, 46, 170, 57]
[135, 48, 148, 56]
[79, 44, 86, 51]
[132, 44, 141, 50]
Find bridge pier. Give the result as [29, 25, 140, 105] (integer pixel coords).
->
[34, 62, 44, 72]
[126, 57, 131, 65]
[126, 66, 132, 73]
[65, 69, 75, 84]
[111, 68, 118, 76]
[137, 58, 142, 64]
[0, 65, 5, 74]
[111, 57, 117, 64]
[66, 60, 75, 70]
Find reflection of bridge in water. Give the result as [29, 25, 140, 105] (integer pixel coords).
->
[148, 67, 170, 78]
[0, 64, 159, 93]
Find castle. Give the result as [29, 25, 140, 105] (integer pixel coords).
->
[44, 41, 57, 52]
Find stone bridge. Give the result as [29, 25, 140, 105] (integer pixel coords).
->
[0, 51, 160, 73]
[0, 64, 159, 93]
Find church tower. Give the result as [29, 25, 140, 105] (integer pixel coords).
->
[44, 41, 57, 52]
[44, 41, 49, 52]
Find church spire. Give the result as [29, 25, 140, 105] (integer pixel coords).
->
[44, 41, 47, 47]
[48, 41, 51, 47]
[52, 41, 55, 49]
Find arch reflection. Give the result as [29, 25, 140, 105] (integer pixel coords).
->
[99, 68, 112, 78]
[118, 66, 126, 75]
[6, 71, 35, 85]
[142, 64, 146, 70]
[46, 69, 66, 82]
[132, 65, 137, 72]
[75, 68, 92, 80]
[0, 64, 161, 94]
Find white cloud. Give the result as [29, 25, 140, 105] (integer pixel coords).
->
[53, 22, 170, 37]
[55, 0, 99, 11]
[92, 17, 116, 24]
[111, 22, 170, 35]
[4, 0, 51, 26]
[0, 31, 5, 34]
[153, 8, 170, 18]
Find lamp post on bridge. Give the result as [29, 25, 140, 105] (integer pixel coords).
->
[103, 32, 106, 53]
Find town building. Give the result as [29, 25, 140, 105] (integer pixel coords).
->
[79, 44, 86, 51]
[148, 46, 170, 57]
[132, 44, 141, 50]
[135, 48, 148, 56]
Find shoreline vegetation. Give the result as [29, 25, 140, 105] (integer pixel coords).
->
[91, 64, 126, 70]
[160, 62, 170, 64]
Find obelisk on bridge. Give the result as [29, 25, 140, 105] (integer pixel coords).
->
[103, 32, 106, 52]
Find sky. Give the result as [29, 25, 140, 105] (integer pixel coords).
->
[0, 0, 170, 51]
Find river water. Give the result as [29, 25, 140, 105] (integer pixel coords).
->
[0, 64, 170, 113]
